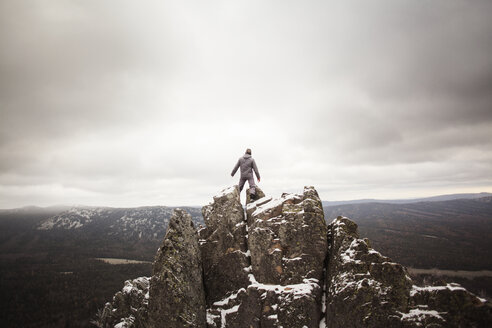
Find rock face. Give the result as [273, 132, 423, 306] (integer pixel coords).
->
[94, 277, 149, 328]
[325, 216, 491, 328]
[198, 185, 250, 305]
[247, 186, 327, 286]
[148, 209, 206, 328]
[246, 186, 266, 205]
[206, 186, 328, 328]
[96, 186, 492, 328]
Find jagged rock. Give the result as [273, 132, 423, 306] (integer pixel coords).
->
[93, 277, 149, 328]
[199, 186, 250, 304]
[248, 186, 327, 285]
[325, 216, 491, 328]
[148, 209, 206, 328]
[325, 216, 412, 327]
[207, 186, 327, 328]
[206, 275, 322, 328]
[408, 283, 492, 327]
[97, 186, 492, 328]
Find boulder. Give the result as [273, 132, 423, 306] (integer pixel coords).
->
[246, 186, 266, 205]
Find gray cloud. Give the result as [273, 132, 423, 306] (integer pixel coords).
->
[1, 0, 492, 207]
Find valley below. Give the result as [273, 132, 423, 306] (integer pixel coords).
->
[1, 195, 491, 327]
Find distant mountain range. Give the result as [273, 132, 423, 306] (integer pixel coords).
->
[36, 206, 203, 240]
[324, 196, 492, 271]
[2, 191, 490, 213]
[322, 192, 492, 207]
[0, 205, 203, 262]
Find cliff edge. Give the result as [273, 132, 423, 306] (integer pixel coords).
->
[95, 186, 491, 328]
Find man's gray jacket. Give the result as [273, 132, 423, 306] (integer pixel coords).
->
[231, 154, 260, 180]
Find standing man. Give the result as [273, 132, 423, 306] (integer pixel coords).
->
[231, 148, 261, 200]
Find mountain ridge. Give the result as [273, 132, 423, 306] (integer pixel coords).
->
[96, 186, 492, 328]
[2, 191, 490, 211]
[324, 197, 492, 271]
[322, 192, 492, 206]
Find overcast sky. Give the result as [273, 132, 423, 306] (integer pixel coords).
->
[1, 0, 492, 208]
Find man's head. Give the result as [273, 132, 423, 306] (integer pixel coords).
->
[246, 148, 252, 155]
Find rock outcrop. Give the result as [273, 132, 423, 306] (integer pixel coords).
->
[149, 209, 206, 328]
[95, 186, 492, 328]
[94, 277, 149, 328]
[205, 186, 328, 328]
[246, 187, 266, 205]
[198, 185, 250, 305]
[325, 216, 492, 327]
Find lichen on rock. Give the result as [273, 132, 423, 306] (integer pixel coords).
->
[148, 208, 206, 328]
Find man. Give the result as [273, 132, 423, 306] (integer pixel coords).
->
[231, 148, 261, 200]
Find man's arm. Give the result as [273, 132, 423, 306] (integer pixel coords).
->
[231, 160, 240, 177]
[252, 159, 260, 181]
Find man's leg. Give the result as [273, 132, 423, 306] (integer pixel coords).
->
[248, 177, 256, 195]
[238, 177, 247, 192]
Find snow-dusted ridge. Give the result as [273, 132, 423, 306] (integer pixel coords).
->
[38, 207, 96, 230]
[36, 205, 203, 241]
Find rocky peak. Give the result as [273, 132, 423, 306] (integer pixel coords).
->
[247, 186, 327, 286]
[149, 209, 206, 327]
[93, 277, 150, 328]
[203, 186, 328, 328]
[325, 216, 492, 327]
[199, 185, 250, 304]
[326, 217, 413, 326]
[95, 186, 491, 328]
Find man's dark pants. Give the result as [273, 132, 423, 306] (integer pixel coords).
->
[239, 177, 256, 195]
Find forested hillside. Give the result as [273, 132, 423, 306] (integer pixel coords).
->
[324, 197, 492, 270]
[0, 206, 203, 327]
[1, 196, 491, 327]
